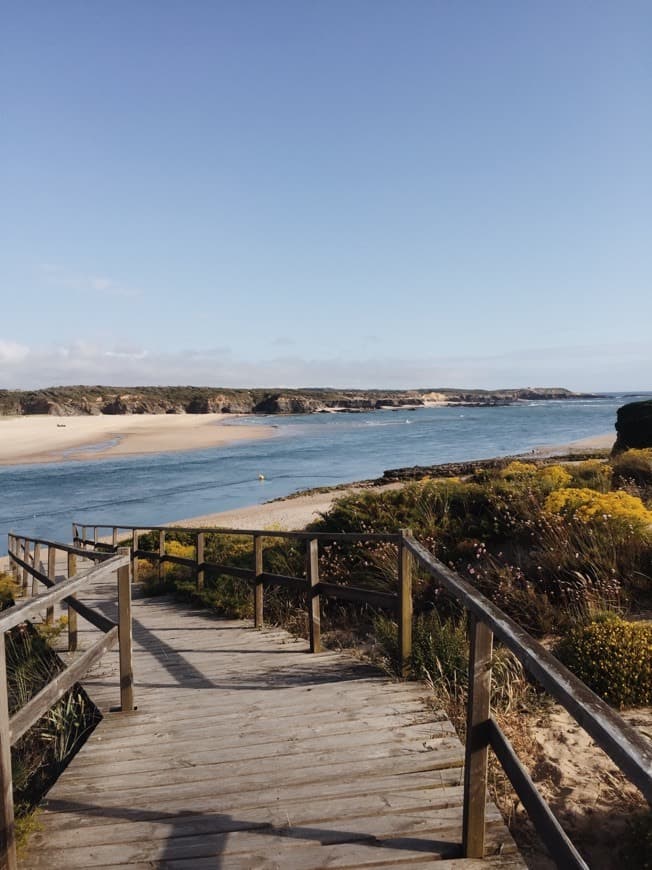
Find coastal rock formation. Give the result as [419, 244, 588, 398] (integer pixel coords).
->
[0, 385, 600, 418]
[613, 400, 652, 454]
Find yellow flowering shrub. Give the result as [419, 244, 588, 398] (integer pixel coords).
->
[165, 540, 195, 559]
[535, 464, 572, 492]
[500, 461, 537, 479]
[0, 572, 18, 611]
[556, 615, 652, 707]
[545, 488, 652, 527]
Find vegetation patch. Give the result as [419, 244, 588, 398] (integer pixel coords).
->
[556, 614, 652, 708]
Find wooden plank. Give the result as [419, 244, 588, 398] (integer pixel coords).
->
[317, 581, 396, 609]
[260, 571, 306, 591]
[462, 616, 493, 858]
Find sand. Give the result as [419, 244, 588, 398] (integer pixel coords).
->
[0, 414, 275, 466]
[533, 430, 615, 456]
[172, 482, 402, 532]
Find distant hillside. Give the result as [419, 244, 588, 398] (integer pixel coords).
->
[0, 386, 600, 416]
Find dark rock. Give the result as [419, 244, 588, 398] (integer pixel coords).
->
[613, 400, 652, 454]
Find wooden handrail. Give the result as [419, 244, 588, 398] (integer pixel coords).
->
[72, 522, 403, 543]
[2, 536, 134, 870]
[403, 534, 652, 866]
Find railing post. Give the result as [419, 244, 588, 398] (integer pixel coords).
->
[307, 538, 321, 653]
[112, 527, 118, 548]
[117, 549, 134, 712]
[31, 541, 41, 598]
[67, 551, 78, 652]
[46, 546, 56, 625]
[0, 634, 17, 870]
[462, 615, 493, 858]
[398, 529, 413, 678]
[21, 540, 30, 598]
[131, 530, 139, 584]
[71, 523, 78, 545]
[158, 530, 166, 582]
[81, 526, 87, 549]
[253, 534, 263, 628]
[196, 532, 205, 591]
[7, 538, 15, 581]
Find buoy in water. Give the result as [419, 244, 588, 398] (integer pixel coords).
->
[258, 473, 265, 480]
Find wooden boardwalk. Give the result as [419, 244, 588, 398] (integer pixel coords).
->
[23, 567, 524, 869]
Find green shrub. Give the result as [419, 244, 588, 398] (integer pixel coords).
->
[568, 459, 612, 492]
[556, 615, 652, 707]
[612, 449, 652, 489]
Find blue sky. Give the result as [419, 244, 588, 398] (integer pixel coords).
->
[2, 1, 651, 391]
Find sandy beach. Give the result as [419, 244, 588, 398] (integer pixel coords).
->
[0, 414, 275, 466]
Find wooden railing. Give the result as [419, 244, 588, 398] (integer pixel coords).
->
[2, 536, 134, 870]
[71, 521, 652, 869]
[72, 522, 414, 672]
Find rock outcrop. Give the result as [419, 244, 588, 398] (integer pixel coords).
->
[613, 400, 652, 454]
[0, 385, 601, 417]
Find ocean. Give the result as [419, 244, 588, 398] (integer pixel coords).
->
[0, 394, 647, 554]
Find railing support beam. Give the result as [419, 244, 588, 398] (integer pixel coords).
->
[0, 636, 16, 870]
[67, 551, 78, 651]
[46, 546, 56, 625]
[253, 535, 263, 628]
[117, 550, 134, 712]
[196, 532, 205, 591]
[462, 616, 493, 858]
[158, 531, 166, 583]
[307, 538, 321, 653]
[131, 530, 139, 584]
[398, 529, 413, 677]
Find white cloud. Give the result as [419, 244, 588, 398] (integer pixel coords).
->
[0, 341, 29, 364]
[0, 338, 650, 392]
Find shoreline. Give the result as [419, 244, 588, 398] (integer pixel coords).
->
[0, 414, 276, 466]
[170, 430, 615, 531]
[0, 430, 614, 570]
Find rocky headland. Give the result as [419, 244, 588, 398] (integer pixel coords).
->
[0, 385, 600, 417]
[613, 398, 652, 453]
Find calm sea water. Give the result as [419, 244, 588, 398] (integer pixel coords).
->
[1, 394, 648, 554]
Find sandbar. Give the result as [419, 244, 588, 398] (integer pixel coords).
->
[0, 414, 275, 466]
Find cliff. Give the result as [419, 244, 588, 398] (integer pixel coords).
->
[0, 385, 599, 417]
